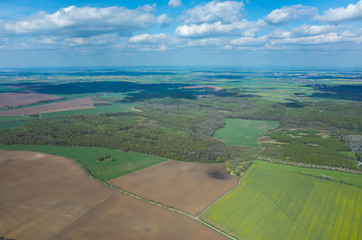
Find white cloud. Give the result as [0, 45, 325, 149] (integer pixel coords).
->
[269, 25, 340, 39]
[182, 0, 244, 24]
[231, 36, 267, 46]
[314, 0, 362, 23]
[264, 4, 318, 25]
[1, 6, 162, 37]
[156, 14, 172, 27]
[168, 0, 182, 8]
[128, 33, 185, 52]
[175, 19, 265, 38]
[129, 33, 169, 44]
[269, 33, 342, 45]
[187, 38, 227, 47]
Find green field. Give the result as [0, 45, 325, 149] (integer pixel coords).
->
[0, 145, 166, 181]
[202, 160, 362, 240]
[40, 103, 135, 118]
[0, 120, 28, 129]
[214, 119, 279, 147]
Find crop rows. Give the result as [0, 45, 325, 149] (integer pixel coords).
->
[202, 162, 362, 240]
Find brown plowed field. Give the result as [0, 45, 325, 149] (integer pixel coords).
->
[0, 91, 63, 108]
[108, 160, 240, 216]
[0, 97, 95, 116]
[0, 151, 228, 240]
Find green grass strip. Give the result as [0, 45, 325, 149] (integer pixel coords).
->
[0, 144, 166, 181]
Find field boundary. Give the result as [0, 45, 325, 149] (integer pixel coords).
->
[51, 194, 116, 240]
[12, 149, 238, 240]
[102, 181, 239, 240]
[197, 173, 242, 219]
[258, 157, 362, 174]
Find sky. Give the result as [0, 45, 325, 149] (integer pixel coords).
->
[0, 0, 362, 68]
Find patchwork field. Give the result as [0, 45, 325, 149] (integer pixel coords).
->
[0, 91, 63, 108]
[0, 145, 166, 181]
[108, 160, 240, 216]
[40, 102, 135, 118]
[53, 193, 228, 240]
[0, 97, 96, 116]
[202, 161, 362, 240]
[0, 151, 228, 240]
[214, 119, 279, 147]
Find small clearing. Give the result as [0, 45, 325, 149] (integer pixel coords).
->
[214, 119, 279, 147]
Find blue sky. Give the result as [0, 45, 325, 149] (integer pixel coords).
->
[0, 0, 362, 67]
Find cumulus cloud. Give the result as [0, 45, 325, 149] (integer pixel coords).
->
[187, 38, 227, 47]
[314, 0, 362, 23]
[175, 19, 265, 38]
[231, 36, 267, 46]
[269, 33, 342, 46]
[269, 25, 340, 39]
[128, 33, 185, 52]
[264, 4, 318, 25]
[156, 14, 172, 27]
[129, 33, 170, 44]
[182, 0, 244, 24]
[168, 0, 182, 8]
[0, 6, 163, 37]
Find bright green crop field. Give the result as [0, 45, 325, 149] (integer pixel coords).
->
[0, 145, 166, 181]
[214, 119, 279, 147]
[202, 161, 362, 240]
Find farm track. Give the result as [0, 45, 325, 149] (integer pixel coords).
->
[102, 181, 239, 240]
[0, 151, 236, 240]
[51, 194, 117, 240]
[197, 173, 243, 219]
[53, 156, 240, 239]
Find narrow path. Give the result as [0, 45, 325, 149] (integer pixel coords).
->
[101, 180, 239, 240]
[51, 194, 116, 240]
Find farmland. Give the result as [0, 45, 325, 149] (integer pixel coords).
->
[0, 97, 97, 116]
[0, 145, 166, 181]
[0, 91, 63, 109]
[202, 160, 362, 240]
[0, 68, 361, 239]
[108, 160, 240, 216]
[0, 151, 227, 240]
[214, 119, 279, 147]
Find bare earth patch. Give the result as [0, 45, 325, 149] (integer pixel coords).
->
[0, 97, 95, 116]
[108, 160, 240, 216]
[315, 132, 330, 139]
[0, 91, 63, 108]
[0, 151, 228, 240]
[258, 136, 289, 145]
[130, 107, 143, 112]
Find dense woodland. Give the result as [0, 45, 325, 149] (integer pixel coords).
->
[0, 114, 240, 162]
[0, 81, 361, 170]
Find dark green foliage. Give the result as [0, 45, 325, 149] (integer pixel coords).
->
[136, 101, 225, 137]
[262, 130, 357, 169]
[226, 147, 257, 175]
[0, 114, 238, 162]
[0, 237, 15, 240]
[309, 84, 362, 101]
